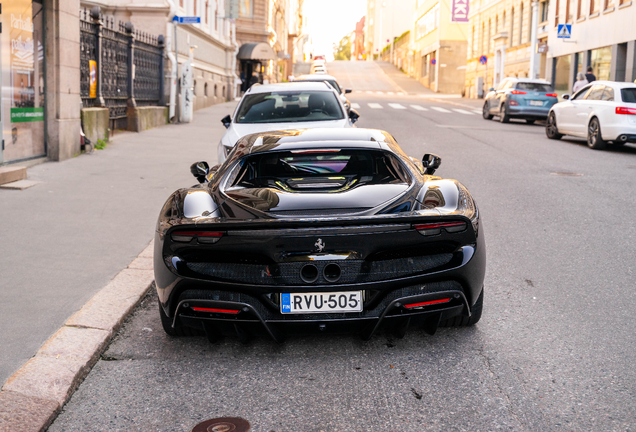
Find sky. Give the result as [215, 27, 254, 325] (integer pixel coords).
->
[304, 0, 366, 61]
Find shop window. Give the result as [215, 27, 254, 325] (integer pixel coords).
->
[554, 54, 571, 93]
[239, 0, 253, 17]
[590, 46, 612, 80]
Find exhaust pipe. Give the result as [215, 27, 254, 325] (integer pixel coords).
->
[619, 134, 628, 142]
[323, 263, 342, 283]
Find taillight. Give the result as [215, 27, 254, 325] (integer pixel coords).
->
[171, 231, 224, 244]
[413, 221, 467, 236]
[545, 93, 557, 97]
[510, 90, 527, 95]
[510, 100, 519, 106]
[616, 107, 636, 115]
[404, 298, 451, 308]
[192, 306, 239, 314]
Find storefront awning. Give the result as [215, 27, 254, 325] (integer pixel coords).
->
[237, 43, 277, 61]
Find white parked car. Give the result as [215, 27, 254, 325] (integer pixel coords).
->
[546, 81, 636, 149]
[295, 74, 352, 112]
[217, 82, 360, 163]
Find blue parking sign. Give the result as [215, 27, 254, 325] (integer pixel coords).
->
[557, 24, 572, 39]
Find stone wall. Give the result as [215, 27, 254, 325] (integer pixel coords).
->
[81, 108, 109, 145]
[127, 107, 168, 132]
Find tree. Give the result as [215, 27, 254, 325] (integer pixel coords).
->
[333, 34, 352, 61]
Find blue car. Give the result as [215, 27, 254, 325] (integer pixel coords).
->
[483, 78, 559, 124]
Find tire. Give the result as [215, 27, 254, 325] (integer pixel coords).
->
[499, 105, 510, 123]
[526, 119, 536, 125]
[482, 102, 493, 120]
[587, 117, 607, 150]
[158, 298, 203, 337]
[440, 289, 484, 327]
[546, 112, 563, 140]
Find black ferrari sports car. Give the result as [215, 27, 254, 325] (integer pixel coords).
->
[154, 128, 485, 342]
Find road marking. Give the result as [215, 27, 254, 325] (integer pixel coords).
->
[410, 105, 428, 111]
[351, 103, 360, 109]
[431, 107, 451, 113]
[376, 91, 384, 94]
[399, 92, 406, 96]
[368, 103, 383, 109]
[453, 108, 474, 115]
[473, 110, 482, 114]
[387, 91, 394, 95]
[388, 103, 406, 109]
[366, 91, 374, 94]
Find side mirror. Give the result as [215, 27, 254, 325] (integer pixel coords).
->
[348, 108, 360, 124]
[562, 94, 570, 100]
[422, 153, 441, 175]
[488, 87, 495, 92]
[345, 88, 352, 94]
[190, 161, 210, 183]
[221, 114, 231, 129]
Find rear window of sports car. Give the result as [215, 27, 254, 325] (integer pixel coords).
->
[227, 149, 410, 190]
[236, 91, 344, 123]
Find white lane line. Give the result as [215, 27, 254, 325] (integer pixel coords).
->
[376, 91, 384, 94]
[351, 103, 361, 109]
[473, 109, 482, 114]
[431, 106, 451, 113]
[399, 92, 406, 95]
[410, 105, 429, 111]
[387, 91, 395, 95]
[366, 91, 374, 94]
[453, 108, 474, 115]
[368, 103, 383, 109]
[388, 103, 406, 110]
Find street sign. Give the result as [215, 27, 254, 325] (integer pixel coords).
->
[173, 16, 201, 24]
[479, 55, 487, 65]
[431, 58, 437, 65]
[557, 24, 571, 39]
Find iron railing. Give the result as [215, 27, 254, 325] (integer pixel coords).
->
[79, 7, 164, 130]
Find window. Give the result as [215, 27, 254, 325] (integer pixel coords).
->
[204, 83, 208, 96]
[180, 0, 183, 6]
[510, 8, 515, 45]
[601, 87, 614, 101]
[540, 1, 550, 22]
[495, 15, 499, 33]
[516, 82, 554, 92]
[572, 85, 592, 99]
[586, 85, 605, 100]
[620, 88, 636, 102]
[215, 1, 218, 30]
[554, 54, 571, 92]
[590, 0, 600, 13]
[577, 0, 584, 18]
[471, 26, 475, 57]
[605, 0, 614, 9]
[481, 22, 485, 54]
[236, 91, 344, 123]
[193, 0, 197, 16]
[193, 80, 197, 96]
[503, 11, 506, 30]
[205, 1, 209, 24]
[214, 84, 218, 97]
[239, 0, 253, 17]
[487, 19, 491, 53]
[590, 46, 612, 80]
[555, 0, 560, 25]
[519, 3, 524, 43]
[566, 0, 576, 21]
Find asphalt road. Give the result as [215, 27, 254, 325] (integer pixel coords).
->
[49, 62, 636, 431]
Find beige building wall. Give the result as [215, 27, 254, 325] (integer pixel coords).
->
[464, 0, 550, 98]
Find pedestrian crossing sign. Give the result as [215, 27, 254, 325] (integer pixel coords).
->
[557, 24, 572, 39]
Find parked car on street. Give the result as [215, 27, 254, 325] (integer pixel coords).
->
[155, 128, 486, 342]
[546, 81, 636, 149]
[217, 82, 360, 163]
[483, 78, 558, 124]
[295, 74, 352, 111]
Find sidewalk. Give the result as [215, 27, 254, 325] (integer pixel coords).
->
[375, 61, 436, 95]
[0, 100, 237, 386]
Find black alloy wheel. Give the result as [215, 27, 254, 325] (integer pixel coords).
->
[499, 105, 510, 123]
[587, 117, 607, 150]
[482, 102, 493, 120]
[545, 112, 563, 140]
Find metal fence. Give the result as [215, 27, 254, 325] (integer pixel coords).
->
[80, 7, 164, 130]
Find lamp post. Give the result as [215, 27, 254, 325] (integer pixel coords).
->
[529, 0, 539, 79]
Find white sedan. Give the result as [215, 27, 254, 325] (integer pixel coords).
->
[217, 82, 359, 163]
[546, 81, 636, 149]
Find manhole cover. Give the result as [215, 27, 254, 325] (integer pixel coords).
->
[550, 172, 583, 177]
[192, 417, 250, 432]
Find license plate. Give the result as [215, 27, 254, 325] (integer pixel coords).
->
[280, 291, 363, 314]
[530, 100, 543, 106]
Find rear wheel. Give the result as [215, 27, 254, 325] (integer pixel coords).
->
[440, 289, 483, 327]
[499, 105, 510, 123]
[482, 102, 493, 120]
[526, 119, 536, 125]
[546, 112, 563, 140]
[587, 117, 607, 150]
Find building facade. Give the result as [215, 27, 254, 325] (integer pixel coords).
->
[411, 0, 469, 93]
[545, 0, 636, 95]
[464, 0, 550, 98]
[365, 0, 412, 60]
[353, 16, 366, 60]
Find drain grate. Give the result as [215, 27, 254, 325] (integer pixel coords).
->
[550, 172, 584, 177]
[192, 417, 251, 432]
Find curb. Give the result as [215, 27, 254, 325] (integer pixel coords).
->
[0, 240, 155, 432]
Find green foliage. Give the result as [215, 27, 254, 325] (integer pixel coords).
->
[95, 139, 107, 150]
[333, 34, 352, 61]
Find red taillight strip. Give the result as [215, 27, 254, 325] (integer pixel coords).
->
[192, 307, 240, 314]
[404, 298, 451, 308]
[173, 231, 224, 237]
[545, 93, 557, 97]
[510, 90, 527, 95]
[413, 222, 466, 230]
[616, 107, 636, 115]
